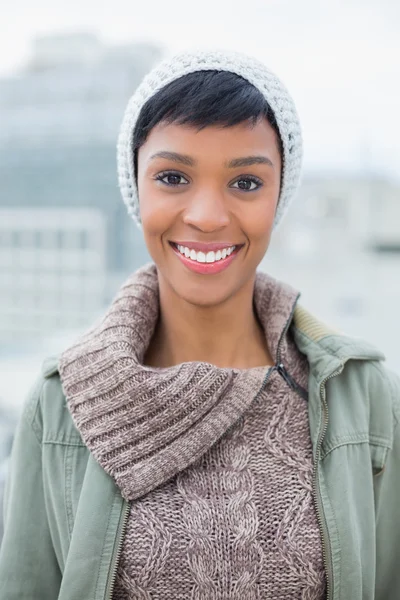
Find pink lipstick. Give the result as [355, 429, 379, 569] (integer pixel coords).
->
[170, 241, 243, 275]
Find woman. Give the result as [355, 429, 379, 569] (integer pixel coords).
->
[0, 49, 399, 600]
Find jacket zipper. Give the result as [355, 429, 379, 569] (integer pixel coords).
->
[312, 363, 345, 600]
[276, 363, 308, 401]
[276, 293, 339, 599]
[105, 499, 130, 600]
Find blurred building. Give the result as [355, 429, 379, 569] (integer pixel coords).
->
[0, 207, 106, 340]
[28, 33, 105, 70]
[272, 173, 400, 262]
[0, 34, 158, 340]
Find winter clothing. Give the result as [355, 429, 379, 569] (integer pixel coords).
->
[0, 265, 399, 600]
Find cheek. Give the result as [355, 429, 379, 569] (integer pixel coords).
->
[242, 195, 277, 245]
[138, 180, 175, 235]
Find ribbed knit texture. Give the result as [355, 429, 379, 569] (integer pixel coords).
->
[59, 264, 326, 599]
[117, 49, 303, 230]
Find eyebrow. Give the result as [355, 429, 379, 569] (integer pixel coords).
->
[226, 155, 273, 168]
[150, 151, 196, 166]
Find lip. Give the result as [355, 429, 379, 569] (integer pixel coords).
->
[169, 242, 243, 275]
[170, 241, 241, 252]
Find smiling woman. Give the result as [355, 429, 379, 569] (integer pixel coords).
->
[137, 117, 281, 311]
[1, 49, 400, 600]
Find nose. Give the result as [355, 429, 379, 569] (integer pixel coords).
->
[182, 186, 230, 232]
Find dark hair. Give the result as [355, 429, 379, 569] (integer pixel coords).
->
[132, 70, 282, 170]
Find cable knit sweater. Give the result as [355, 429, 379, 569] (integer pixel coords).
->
[59, 264, 326, 600]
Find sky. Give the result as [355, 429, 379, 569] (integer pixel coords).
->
[1, 0, 399, 75]
[1, 0, 399, 177]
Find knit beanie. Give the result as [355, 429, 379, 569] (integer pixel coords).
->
[117, 49, 303, 228]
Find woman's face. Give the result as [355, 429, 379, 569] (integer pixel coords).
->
[137, 117, 282, 307]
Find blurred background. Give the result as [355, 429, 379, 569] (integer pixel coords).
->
[0, 0, 399, 537]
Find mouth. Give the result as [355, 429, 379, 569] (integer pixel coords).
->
[169, 241, 244, 275]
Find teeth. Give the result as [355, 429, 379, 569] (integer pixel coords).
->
[175, 244, 236, 263]
[206, 251, 215, 263]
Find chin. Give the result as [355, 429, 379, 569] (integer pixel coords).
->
[180, 285, 231, 308]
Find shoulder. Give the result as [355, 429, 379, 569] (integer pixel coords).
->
[22, 356, 84, 447]
[293, 304, 386, 362]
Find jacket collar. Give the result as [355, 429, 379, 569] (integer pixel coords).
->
[292, 304, 385, 383]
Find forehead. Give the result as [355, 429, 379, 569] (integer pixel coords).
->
[138, 118, 281, 164]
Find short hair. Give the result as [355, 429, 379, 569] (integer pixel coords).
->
[132, 70, 282, 164]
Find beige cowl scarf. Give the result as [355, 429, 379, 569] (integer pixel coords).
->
[59, 263, 326, 599]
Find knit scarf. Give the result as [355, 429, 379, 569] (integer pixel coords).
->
[59, 263, 300, 501]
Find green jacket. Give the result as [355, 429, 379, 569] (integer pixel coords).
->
[0, 305, 399, 600]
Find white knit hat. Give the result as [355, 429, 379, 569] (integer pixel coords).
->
[117, 49, 303, 228]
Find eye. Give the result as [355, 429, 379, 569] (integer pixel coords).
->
[155, 171, 189, 186]
[230, 176, 263, 191]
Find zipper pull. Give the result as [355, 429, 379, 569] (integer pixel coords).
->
[276, 363, 308, 401]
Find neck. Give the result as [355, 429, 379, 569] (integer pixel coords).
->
[144, 273, 274, 369]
